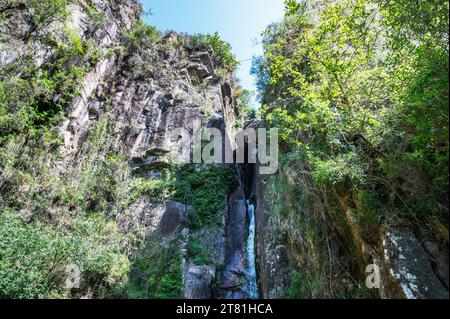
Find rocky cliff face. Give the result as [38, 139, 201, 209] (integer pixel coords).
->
[254, 161, 449, 299]
[0, 0, 251, 299]
[3, 0, 446, 301]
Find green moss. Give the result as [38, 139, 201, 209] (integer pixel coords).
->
[173, 164, 238, 228]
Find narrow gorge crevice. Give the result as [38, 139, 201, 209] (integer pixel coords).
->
[0, 0, 448, 301]
[212, 133, 261, 299]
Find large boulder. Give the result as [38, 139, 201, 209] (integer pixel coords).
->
[382, 229, 448, 299]
[184, 265, 215, 299]
[118, 199, 187, 240]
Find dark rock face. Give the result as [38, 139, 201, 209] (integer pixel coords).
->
[159, 201, 188, 237]
[1, 0, 246, 299]
[218, 186, 248, 298]
[182, 226, 227, 300]
[189, 51, 214, 76]
[254, 162, 449, 299]
[382, 229, 448, 299]
[184, 265, 215, 299]
[254, 171, 290, 299]
[423, 241, 449, 289]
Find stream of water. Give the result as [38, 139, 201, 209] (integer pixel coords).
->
[244, 200, 259, 299]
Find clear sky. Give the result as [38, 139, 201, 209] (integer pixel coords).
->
[140, 0, 285, 105]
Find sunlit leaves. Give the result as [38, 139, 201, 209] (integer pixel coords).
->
[253, 0, 448, 214]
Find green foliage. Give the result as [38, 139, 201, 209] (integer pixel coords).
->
[127, 171, 174, 207]
[187, 32, 239, 71]
[0, 211, 73, 299]
[353, 190, 380, 225]
[253, 0, 449, 228]
[237, 89, 257, 120]
[284, 0, 302, 16]
[173, 164, 238, 228]
[26, 0, 69, 27]
[126, 240, 183, 299]
[0, 115, 135, 298]
[254, 0, 448, 298]
[122, 20, 160, 52]
[0, 211, 130, 299]
[188, 240, 212, 265]
[310, 151, 368, 187]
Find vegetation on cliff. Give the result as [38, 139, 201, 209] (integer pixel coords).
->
[0, 0, 241, 299]
[253, 0, 448, 298]
[2, 0, 447, 300]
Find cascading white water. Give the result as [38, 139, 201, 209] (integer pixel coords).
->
[244, 200, 259, 299]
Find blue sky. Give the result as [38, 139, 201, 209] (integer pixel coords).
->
[140, 0, 285, 105]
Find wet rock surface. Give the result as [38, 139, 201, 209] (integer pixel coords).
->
[218, 187, 248, 298]
[423, 241, 449, 289]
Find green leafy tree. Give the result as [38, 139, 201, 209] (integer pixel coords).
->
[253, 0, 448, 228]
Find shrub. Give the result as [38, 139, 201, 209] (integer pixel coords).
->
[188, 240, 212, 265]
[0, 211, 130, 299]
[126, 240, 183, 299]
[26, 0, 69, 27]
[122, 20, 160, 52]
[310, 152, 368, 187]
[0, 211, 74, 299]
[173, 164, 238, 228]
[186, 32, 238, 71]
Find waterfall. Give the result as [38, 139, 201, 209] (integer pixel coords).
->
[244, 200, 259, 299]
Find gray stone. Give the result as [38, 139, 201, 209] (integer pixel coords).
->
[189, 51, 214, 75]
[184, 265, 215, 299]
[383, 229, 448, 299]
[423, 241, 449, 289]
[218, 187, 247, 297]
[118, 199, 187, 240]
[159, 201, 188, 237]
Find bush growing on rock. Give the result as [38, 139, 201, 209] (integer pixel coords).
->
[185, 32, 239, 71]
